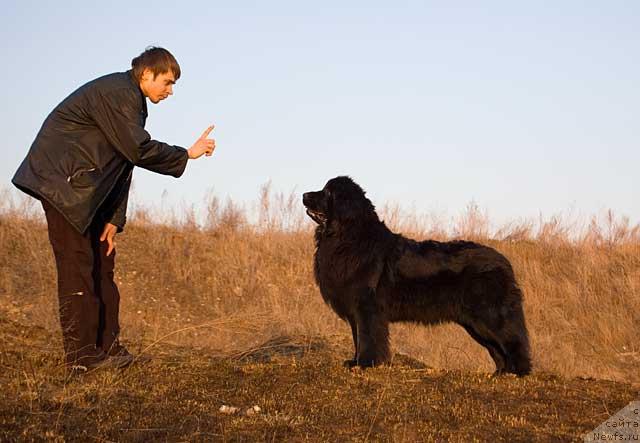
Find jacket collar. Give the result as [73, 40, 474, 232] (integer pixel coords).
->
[127, 70, 148, 118]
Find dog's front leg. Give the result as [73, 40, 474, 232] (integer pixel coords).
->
[355, 287, 390, 368]
[343, 316, 359, 368]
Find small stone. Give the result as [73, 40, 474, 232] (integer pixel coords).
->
[219, 405, 240, 415]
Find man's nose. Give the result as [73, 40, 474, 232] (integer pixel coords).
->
[168, 85, 173, 95]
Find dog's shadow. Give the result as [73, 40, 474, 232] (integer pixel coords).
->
[231, 335, 329, 363]
[388, 353, 432, 370]
[229, 335, 433, 370]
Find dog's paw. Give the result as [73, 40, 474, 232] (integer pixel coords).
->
[355, 357, 377, 368]
[343, 359, 358, 368]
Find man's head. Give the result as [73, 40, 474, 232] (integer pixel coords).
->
[132, 46, 180, 104]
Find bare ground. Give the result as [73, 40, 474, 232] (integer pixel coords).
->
[1, 316, 637, 442]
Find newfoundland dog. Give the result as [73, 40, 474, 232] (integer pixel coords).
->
[302, 176, 531, 376]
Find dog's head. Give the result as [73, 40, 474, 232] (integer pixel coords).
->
[302, 176, 378, 228]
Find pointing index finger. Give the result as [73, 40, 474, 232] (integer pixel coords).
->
[200, 124, 215, 139]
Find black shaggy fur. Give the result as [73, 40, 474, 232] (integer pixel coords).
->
[302, 176, 531, 376]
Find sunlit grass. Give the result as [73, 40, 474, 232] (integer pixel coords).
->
[2, 184, 638, 382]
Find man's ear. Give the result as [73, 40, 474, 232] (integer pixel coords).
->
[141, 68, 153, 81]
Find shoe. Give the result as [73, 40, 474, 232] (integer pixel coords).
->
[68, 350, 108, 374]
[105, 341, 151, 364]
[68, 352, 132, 373]
[105, 341, 132, 357]
[90, 353, 135, 370]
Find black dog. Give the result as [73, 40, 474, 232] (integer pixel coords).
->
[303, 176, 531, 376]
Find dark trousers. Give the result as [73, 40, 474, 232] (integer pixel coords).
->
[42, 200, 121, 366]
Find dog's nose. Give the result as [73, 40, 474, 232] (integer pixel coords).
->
[302, 192, 310, 205]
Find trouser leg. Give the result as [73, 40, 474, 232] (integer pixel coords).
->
[90, 226, 121, 354]
[42, 201, 104, 367]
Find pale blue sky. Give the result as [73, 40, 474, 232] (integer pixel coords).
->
[1, 1, 638, 225]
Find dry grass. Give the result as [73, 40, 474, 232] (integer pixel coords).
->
[1, 186, 639, 440]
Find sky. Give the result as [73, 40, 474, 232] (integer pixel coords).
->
[1, 1, 638, 226]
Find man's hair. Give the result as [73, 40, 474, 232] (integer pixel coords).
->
[131, 46, 181, 81]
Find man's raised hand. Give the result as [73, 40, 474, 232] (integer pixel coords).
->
[188, 125, 216, 159]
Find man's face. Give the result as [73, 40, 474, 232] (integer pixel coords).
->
[139, 69, 176, 104]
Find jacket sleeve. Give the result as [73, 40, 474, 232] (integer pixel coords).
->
[92, 87, 189, 177]
[109, 171, 132, 233]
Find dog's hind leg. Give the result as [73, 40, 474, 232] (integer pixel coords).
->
[471, 306, 531, 376]
[461, 323, 507, 375]
[355, 288, 390, 368]
[468, 273, 531, 376]
[503, 335, 531, 376]
[485, 283, 531, 376]
[499, 303, 531, 376]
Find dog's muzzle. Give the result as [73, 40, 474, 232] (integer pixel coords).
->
[306, 209, 327, 224]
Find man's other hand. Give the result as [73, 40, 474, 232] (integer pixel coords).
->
[188, 125, 216, 159]
[100, 223, 118, 256]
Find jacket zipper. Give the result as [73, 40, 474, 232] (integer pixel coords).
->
[67, 167, 96, 182]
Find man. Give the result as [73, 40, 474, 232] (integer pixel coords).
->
[12, 47, 215, 372]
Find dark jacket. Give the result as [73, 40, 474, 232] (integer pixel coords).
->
[12, 70, 188, 234]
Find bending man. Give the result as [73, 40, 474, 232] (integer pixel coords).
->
[12, 46, 215, 371]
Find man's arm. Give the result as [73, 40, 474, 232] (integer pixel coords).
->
[108, 170, 132, 233]
[92, 87, 189, 177]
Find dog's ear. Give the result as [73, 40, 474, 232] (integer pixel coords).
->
[331, 191, 376, 223]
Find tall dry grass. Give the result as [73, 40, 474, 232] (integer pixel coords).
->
[0, 185, 638, 382]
